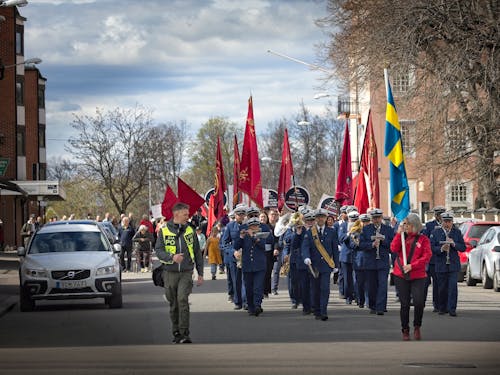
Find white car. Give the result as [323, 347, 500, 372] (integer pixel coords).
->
[466, 225, 500, 292]
[17, 220, 122, 311]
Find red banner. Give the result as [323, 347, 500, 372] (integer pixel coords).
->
[233, 134, 240, 207]
[177, 177, 206, 218]
[360, 109, 380, 208]
[206, 194, 216, 236]
[238, 96, 263, 208]
[278, 128, 294, 212]
[214, 136, 227, 220]
[335, 120, 353, 206]
[161, 184, 178, 221]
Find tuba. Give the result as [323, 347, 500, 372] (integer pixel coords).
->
[288, 212, 305, 230]
[274, 213, 292, 237]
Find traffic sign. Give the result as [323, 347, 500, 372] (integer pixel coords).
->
[0, 157, 10, 177]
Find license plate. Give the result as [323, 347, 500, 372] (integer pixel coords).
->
[56, 280, 87, 289]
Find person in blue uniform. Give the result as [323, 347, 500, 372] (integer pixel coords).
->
[220, 204, 247, 310]
[233, 216, 272, 316]
[335, 205, 348, 296]
[302, 208, 339, 321]
[359, 208, 395, 315]
[422, 206, 446, 312]
[429, 211, 466, 317]
[339, 210, 359, 304]
[351, 213, 372, 308]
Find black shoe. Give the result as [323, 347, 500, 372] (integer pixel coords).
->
[315, 315, 322, 320]
[449, 311, 457, 317]
[302, 310, 312, 315]
[346, 299, 352, 305]
[255, 307, 263, 316]
[321, 315, 328, 321]
[263, 293, 269, 299]
[291, 304, 298, 309]
[211, 275, 216, 280]
[172, 331, 182, 344]
[248, 311, 256, 316]
[438, 311, 446, 315]
[376, 311, 384, 316]
[358, 304, 364, 308]
[179, 336, 192, 344]
[369, 309, 376, 314]
[272, 290, 278, 295]
[432, 308, 439, 313]
[243, 304, 248, 310]
[234, 305, 242, 310]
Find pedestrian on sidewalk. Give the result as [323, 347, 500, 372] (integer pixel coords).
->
[155, 202, 204, 344]
[132, 225, 154, 272]
[206, 226, 222, 280]
[390, 213, 432, 341]
[118, 216, 135, 272]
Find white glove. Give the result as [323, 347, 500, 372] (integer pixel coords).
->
[332, 268, 339, 274]
[304, 258, 311, 266]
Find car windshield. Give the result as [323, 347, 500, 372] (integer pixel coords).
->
[29, 231, 110, 254]
[468, 225, 494, 239]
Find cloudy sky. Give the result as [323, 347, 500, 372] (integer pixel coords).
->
[20, 0, 335, 160]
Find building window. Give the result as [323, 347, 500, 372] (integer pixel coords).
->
[392, 68, 415, 94]
[17, 126, 26, 157]
[39, 164, 46, 180]
[38, 86, 45, 108]
[38, 126, 46, 148]
[16, 25, 24, 55]
[445, 120, 469, 156]
[446, 181, 472, 210]
[399, 120, 416, 157]
[450, 184, 467, 203]
[32, 163, 38, 180]
[16, 76, 24, 106]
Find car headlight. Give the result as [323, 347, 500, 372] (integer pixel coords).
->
[96, 265, 116, 276]
[25, 268, 48, 278]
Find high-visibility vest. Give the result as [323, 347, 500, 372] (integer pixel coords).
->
[160, 225, 195, 264]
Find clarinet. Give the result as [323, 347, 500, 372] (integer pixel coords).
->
[371, 225, 384, 260]
[439, 228, 453, 265]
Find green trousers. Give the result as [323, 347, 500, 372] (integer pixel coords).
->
[163, 271, 193, 336]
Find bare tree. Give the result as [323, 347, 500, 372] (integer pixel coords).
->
[46, 156, 79, 182]
[67, 106, 159, 214]
[318, 0, 500, 208]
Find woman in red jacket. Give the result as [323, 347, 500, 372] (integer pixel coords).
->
[391, 213, 432, 341]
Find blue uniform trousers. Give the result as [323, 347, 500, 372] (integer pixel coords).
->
[436, 271, 458, 313]
[366, 269, 389, 312]
[341, 262, 355, 303]
[224, 259, 234, 299]
[298, 269, 312, 313]
[311, 271, 332, 317]
[228, 262, 246, 307]
[272, 254, 282, 292]
[287, 262, 300, 305]
[424, 263, 439, 309]
[354, 269, 368, 307]
[338, 263, 345, 297]
[243, 270, 265, 314]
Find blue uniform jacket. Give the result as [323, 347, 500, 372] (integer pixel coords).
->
[282, 228, 307, 270]
[220, 221, 242, 263]
[339, 222, 353, 263]
[301, 226, 339, 273]
[358, 223, 394, 270]
[232, 224, 271, 272]
[422, 219, 442, 265]
[429, 226, 466, 272]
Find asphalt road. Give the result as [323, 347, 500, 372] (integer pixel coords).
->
[1, 266, 499, 374]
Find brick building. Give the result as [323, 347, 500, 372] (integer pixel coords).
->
[0, 6, 64, 249]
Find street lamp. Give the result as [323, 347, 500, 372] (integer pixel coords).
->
[0, 0, 28, 7]
[0, 57, 41, 80]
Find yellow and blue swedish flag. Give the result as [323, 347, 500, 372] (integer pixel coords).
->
[384, 74, 410, 221]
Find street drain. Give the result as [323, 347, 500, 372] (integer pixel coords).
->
[403, 363, 477, 368]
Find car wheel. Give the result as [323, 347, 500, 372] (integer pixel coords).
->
[106, 283, 123, 309]
[493, 268, 500, 292]
[482, 263, 493, 289]
[466, 263, 477, 286]
[19, 286, 35, 312]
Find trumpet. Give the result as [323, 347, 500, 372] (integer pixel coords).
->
[371, 225, 385, 260]
[440, 233, 454, 265]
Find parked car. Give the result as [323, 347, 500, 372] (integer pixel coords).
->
[98, 221, 119, 244]
[457, 220, 499, 281]
[466, 225, 500, 291]
[17, 220, 122, 311]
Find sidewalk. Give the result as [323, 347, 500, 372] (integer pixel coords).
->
[0, 250, 20, 317]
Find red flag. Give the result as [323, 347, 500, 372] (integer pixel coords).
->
[278, 128, 294, 212]
[354, 168, 370, 214]
[206, 195, 216, 236]
[214, 136, 227, 220]
[335, 120, 353, 205]
[177, 177, 206, 218]
[238, 96, 263, 208]
[360, 110, 380, 208]
[161, 184, 178, 221]
[233, 134, 241, 207]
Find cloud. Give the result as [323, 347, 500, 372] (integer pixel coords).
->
[20, 0, 334, 160]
